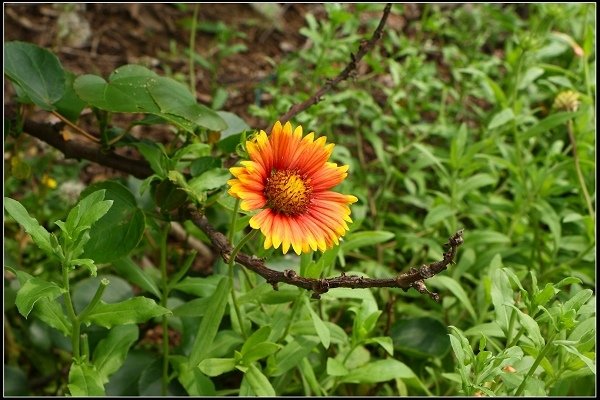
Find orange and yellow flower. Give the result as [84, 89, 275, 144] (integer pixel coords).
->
[228, 121, 358, 255]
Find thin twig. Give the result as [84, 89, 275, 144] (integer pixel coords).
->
[51, 110, 100, 143]
[567, 120, 595, 220]
[186, 206, 463, 300]
[271, 3, 393, 131]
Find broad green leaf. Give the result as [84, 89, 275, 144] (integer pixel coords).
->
[267, 336, 319, 377]
[366, 336, 394, 356]
[244, 363, 276, 397]
[488, 108, 515, 130]
[341, 231, 395, 252]
[81, 181, 145, 263]
[33, 298, 72, 336]
[241, 326, 271, 356]
[456, 173, 497, 200]
[424, 205, 455, 228]
[507, 304, 544, 347]
[304, 296, 330, 349]
[54, 70, 87, 122]
[4, 197, 54, 255]
[243, 342, 281, 364]
[82, 297, 171, 328]
[93, 325, 139, 383]
[198, 358, 236, 377]
[172, 297, 212, 317]
[172, 143, 211, 166]
[521, 111, 582, 141]
[191, 157, 222, 177]
[217, 111, 250, 137]
[564, 289, 593, 313]
[147, 77, 227, 131]
[428, 276, 477, 321]
[172, 275, 223, 298]
[15, 278, 64, 318]
[68, 362, 105, 396]
[341, 359, 416, 383]
[111, 257, 161, 299]
[189, 277, 232, 366]
[327, 357, 349, 376]
[533, 200, 561, 251]
[464, 322, 504, 338]
[133, 141, 167, 176]
[467, 230, 511, 246]
[4, 41, 65, 110]
[138, 359, 162, 396]
[104, 350, 155, 396]
[391, 317, 450, 358]
[69, 189, 112, 233]
[555, 343, 596, 375]
[491, 268, 513, 333]
[188, 168, 231, 193]
[172, 358, 216, 396]
[412, 143, 448, 176]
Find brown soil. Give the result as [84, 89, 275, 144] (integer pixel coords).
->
[4, 3, 323, 125]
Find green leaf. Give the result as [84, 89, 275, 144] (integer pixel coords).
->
[133, 141, 167, 176]
[391, 317, 451, 358]
[68, 362, 105, 396]
[327, 357, 349, 376]
[366, 336, 394, 356]
[33, 297, 72, 336]
[147, 76, 227, 131]
[243, 342, 281, 364]
[93, 325, 139, 383]
[555, 343, 596, 375]
[70, 189, 113, 233]
[54, 70, 87, 122]
[82, 297, 171, 328]
[341, 231, 395, 252]
[111, 257, 161, 299]
[424, 204, 455, 228]
[241, 326, 271, 355]
[507, 304, 544, 347]
[244, 363, 276, 397]
[491, 268, 513, 333]
[172, 358, 216, 396]
[521, 111, 582, 141]
[191, 157, 222, 177]
[198, 358, 236, 377]
[4, 197, 54, 255]
[456, 173, 497, 200]
[189, 277, 232, 366]
[81, 181, 145, 264]
[304, 296, 330, 349]
[4, 41, 66, 110]
[267, 336, 319, 377]
[172, 297, 211, 317]
[428, 276, 477, 321]
[488, 108, 515, 130]
[216, 111, 250, 137]
[4, 366, 29, 396]
[341, 359, 416, 383]
[564, 289, 593, 313]
[188, 168, 231, 193]
[15, 277, 64, 318]
[171, 275, 223, 297]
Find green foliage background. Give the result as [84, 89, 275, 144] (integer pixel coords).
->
[4, 3, 596, 396]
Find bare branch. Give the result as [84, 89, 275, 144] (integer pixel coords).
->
[272, 3, 393, 130]
[186, 206, 463, 300]
[20, 119, 154, 179]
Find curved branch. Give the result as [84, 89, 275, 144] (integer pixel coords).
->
[273, 3, 393, 130]
[187, 206, 463, 300]
[21, 119, 154, 179]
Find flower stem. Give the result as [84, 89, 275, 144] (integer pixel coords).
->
[228, 229, 258, 339]
[514, 332, 556, 396]
[567, 119, 594, 220]
[228, 198, 241, 244]
[159, 223, 171, 396]
[188, 4, 199, 94]
[78, 279, 109, 322]
[62, 266, 80, 360]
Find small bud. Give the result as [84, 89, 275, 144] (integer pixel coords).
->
[503, 365, 517, 373]
[553, 90, 580, 112]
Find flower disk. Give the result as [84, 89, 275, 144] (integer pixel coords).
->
[228, 121, 358, 255]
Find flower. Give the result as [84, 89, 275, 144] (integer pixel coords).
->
[228, 121, 358, 255]
[553, 90, 580, 112]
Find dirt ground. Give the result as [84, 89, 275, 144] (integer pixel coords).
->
[3, 3, 325, 125]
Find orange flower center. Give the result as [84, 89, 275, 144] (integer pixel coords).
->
[265, 169, 312, 216]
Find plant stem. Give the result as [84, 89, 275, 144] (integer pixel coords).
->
[78, 279, 108, 322]
[159, 223, 171, 396]
[514, 331, 557, 396]
[566, 119, 594, 220]
[62, 266, 80, 360]
[228, 229, 258, 339]
[228, 198, 240, 244]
